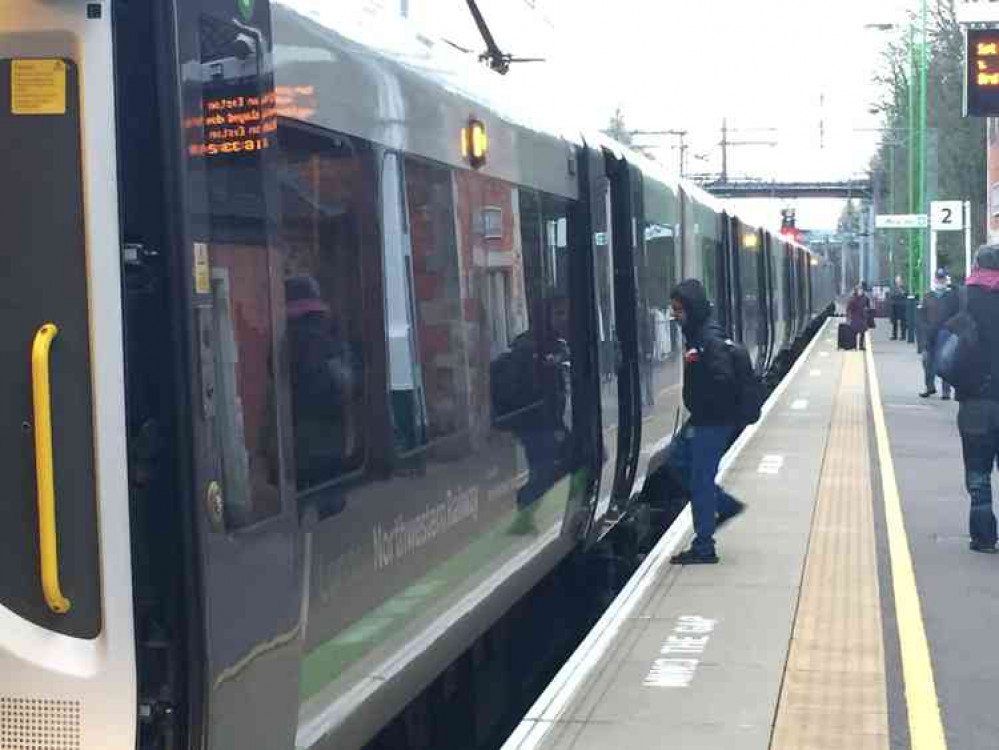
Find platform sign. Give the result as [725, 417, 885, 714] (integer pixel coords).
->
[931, 201, 965, 231]
[957, 0, 999, 25]
[875, 214, 928, 230]
[966, 28, 999, 116]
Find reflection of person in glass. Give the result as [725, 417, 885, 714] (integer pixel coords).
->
[491, 296, 570, 511]
[286, 275, 356, 491]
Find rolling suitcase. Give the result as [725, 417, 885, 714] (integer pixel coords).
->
[838, 322, 856, 350]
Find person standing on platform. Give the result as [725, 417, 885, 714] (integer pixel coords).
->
[889, 275, 908, 340]
[846, 284, 869, 351]
[919, 269, 958, 399]
[667, 279, 745, 565]
[954, 245, 999, 553]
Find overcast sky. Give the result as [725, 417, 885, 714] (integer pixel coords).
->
[407, 0, 916, 229]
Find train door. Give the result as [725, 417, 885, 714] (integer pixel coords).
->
[781, 242, 801, 346]
[164, 2, 307, 749]
[581, 145, 642, 528]
[581, 147, 619, 526]
[735, 225, 765, 371]
[757, 231, 774, 372]
[765, 234, 782, 368]
[0, 4, 137, 749]
[716, 213, 735, 338]
[607, 154, 644, 507]
[726, 215, 742, 341]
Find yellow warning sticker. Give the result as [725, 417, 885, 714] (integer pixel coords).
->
[11, 59, 66, 115]
[193, 243, 211, 295]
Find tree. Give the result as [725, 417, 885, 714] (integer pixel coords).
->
[870, 0, 986, 284]
[603, 106, 633, 146]
[836, 200, 863, 291]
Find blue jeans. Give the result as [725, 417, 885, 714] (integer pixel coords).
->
[668, 424, 740, 553]
[958, 400, 999, 546]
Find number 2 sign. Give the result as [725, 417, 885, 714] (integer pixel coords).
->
[931, 201, 965, 231]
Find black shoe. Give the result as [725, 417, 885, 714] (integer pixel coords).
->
[670, 548, 719, 565]
[919, 389, 936, 398]
[717, 499, 746, 530]
[942, 394, 952, 401]
[970, 540, 998, 554]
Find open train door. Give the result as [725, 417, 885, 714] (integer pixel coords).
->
[0, 3, 137, 750]
[602, 148, 642, 520]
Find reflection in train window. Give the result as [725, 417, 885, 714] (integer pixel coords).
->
[644, 223, 679, 363]
[279, 125, 373, 491]
[404, 159, 468, 444]
[205, 245, 282, 528]
[539, 195, 573, 434]
[382, 153, 426, 453]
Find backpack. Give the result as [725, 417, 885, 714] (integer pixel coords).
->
[490, 337, 542, 418]
[725, 339, 765, 425]
[936, 288, 990, 394]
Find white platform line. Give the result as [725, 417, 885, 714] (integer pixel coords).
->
[501, 319, 831, 750]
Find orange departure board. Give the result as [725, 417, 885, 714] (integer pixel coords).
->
[186, 89, 277, 158]
[186, 85, 318, 158]
[967, 28, 999, 116]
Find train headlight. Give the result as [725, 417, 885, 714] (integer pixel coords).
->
[462, 118, 488, 169]
[742, 233, 759, 249]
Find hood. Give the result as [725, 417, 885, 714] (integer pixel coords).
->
[975, 244, 999, 271]
[671, 279, 712, 335]
[967, 268, 999, 292]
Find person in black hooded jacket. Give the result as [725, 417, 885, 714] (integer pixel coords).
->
[665, 279, 746, 565]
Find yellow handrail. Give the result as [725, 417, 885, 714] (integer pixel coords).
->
[31, 324, 71, 615]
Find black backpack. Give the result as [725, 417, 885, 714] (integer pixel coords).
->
[725, 339, 765, 425]
[936, 288, 989, 394]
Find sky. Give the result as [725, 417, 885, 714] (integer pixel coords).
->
[385, 0, 918, 229]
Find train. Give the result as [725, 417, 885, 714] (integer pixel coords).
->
[0, 2, 834, 750]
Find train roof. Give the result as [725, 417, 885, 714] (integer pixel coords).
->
[272, 2, 581, 198]
[270, 3, 817, 256]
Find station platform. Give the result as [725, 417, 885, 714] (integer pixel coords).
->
[503, 320, 993, 750]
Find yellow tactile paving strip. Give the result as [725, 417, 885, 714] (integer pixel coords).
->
[770, 354, 889, 750]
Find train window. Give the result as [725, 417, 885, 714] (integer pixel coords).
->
[539, 194, 573, 434]
[681, 197, 720, 302]
[190, 12, 286, 527]
[404, 158, 468, 444]
[740, 231, 764, 365]
[454, 171, 537, 445]
[202, 249, 282, 526]
[491, 186, 573, 499]
[699, 210, 721, 303]
[382, 153, 426, 453]
[644, 223, 679, 361]
[279, 126, 373, 492]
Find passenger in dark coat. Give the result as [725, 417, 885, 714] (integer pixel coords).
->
[665, 279, 745, 565]
[889, 276, 909, 340]
[286, 276, 357, 492]
[919, 269, 958, 399]
[846, 285, 869, 351]
[954, 245, 999, 553]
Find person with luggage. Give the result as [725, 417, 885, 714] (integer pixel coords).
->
[846, 284, 870, 351]
[666, 279, 747, 565]
[889, 276, 909, 340]
[919, 268, 958, 399]
[948, 245, 999, 553]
